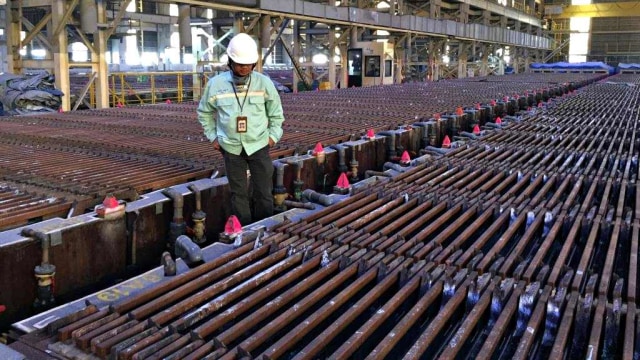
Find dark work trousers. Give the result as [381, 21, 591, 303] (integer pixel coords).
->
[223, 145, 274, 226]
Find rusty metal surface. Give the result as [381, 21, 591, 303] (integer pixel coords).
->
[8, 72, 640, 359]
[0, 73, 604, 231]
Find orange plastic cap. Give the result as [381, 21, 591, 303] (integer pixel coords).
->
[313, 142, 324, 155]
[103, 195, 119, 209]
[336, 173, 350, 189]
[224, 215, 242, 234]
[400, 151, 411, 163]
[442, 135, 451, 148]
[367, 129, 375, 139]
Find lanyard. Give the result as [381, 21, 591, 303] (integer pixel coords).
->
[231, 76, 252, 113]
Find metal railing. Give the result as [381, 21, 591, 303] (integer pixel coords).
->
[108, 72, 195, 106]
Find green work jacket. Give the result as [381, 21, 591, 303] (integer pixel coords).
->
[197, 71, 285, 156]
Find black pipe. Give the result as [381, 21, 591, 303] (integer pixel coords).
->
[21, 228, 56, 309]
[187, 184, 207, 244]
[365, 170, 392, 178]
[162, 188, 186, 249]
[378, 131, 398, 160]
[175, 235, 203, 267]
[283, 200, 315, 210]
[331, 144, 349, 173]
[302, 189, 334, 206]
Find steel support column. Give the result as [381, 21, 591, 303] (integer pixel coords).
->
[479, 44, 489, 76]
[458, 42, 468, 78]
[339, 42, 348, 88]
[5, 0, 19, 73]
[179, 4, 192, 64]
[328, 26, 336, 89]
[404, 33, 412, 80]
[52, 0, 70, 111]
[257, 14, 271, 72]
[429, 41, 439, 81]
[94, 0, 109, 108]
[305, 22, 313, 81]
[292, 21, 300, 91]
[395, 35, 406, 84]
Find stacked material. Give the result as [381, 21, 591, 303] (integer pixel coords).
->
[0, 72, 63, 115]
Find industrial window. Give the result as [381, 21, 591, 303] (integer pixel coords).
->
[274, 41, 285, 64]
[141, 31, 158, 53]
[365, 56, 380, 77]
[140, 1, 157, 14]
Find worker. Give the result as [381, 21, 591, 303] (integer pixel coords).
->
[197, 32, 285, 226]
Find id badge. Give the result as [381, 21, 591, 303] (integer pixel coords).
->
[236, 116, 248, 133]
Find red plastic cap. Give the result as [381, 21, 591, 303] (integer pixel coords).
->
[103, 195, 119, 209]
[400, 151, 411, 164]
[473, 124, 480, 135]
[313, 142, 324, 155]
[442, 135, 451, 148]
[336, 173, 350, 189]
[455, 107, 464, 116]
[495, 117, 502, 125]
[433, 113, 441, 120]
[366, 129, 375, 139]
[224, 215, 242, 234]
[166, 99, 172, 104]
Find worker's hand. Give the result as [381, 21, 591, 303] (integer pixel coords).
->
[268, 138, 275, 148]
[212, 139, 221, 151]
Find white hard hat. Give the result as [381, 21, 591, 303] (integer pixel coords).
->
[227, 33, 259, 65]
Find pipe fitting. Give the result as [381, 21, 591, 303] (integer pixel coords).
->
[162, 188, 184, 223]
[283, 200, 315, 210]
[21, 228, 56, 309]
[162, 251, 176, 276]
[349, 145, 359, 182]
[162, 188, 186, 249]
[365, 170, 392, 178]
[378, 131, 398, 160]
[273, 161, 288, 209]
[302, 189, 334, 206]
[331, 144, 349, 173]
[383, 162, 410, 173]
[175, 235, 203, 267]
[350, 158, 359, 181]
[412, 153, 433, 166]
[412, 122, 430, 149]
[188, 184, 207, 244]
[286, 159, 305, 201]
[459, 131, 478, 140]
